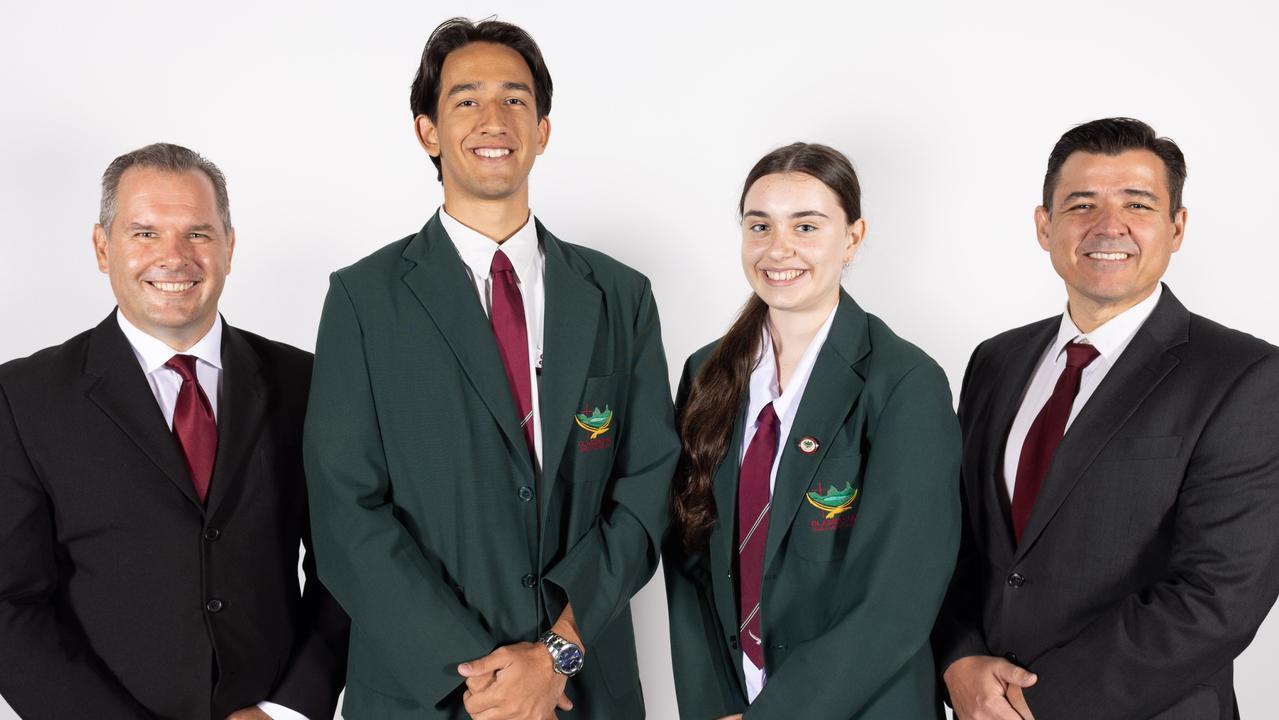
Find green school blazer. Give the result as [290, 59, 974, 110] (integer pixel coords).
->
[663, 292, 961, 720]
[304, 213, 679, 719]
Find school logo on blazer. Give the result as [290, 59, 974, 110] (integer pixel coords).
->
[807, 482, 859, 532]
[575, 406, 614, 453]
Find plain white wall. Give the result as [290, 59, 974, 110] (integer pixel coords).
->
[2, 1, 1277, 718]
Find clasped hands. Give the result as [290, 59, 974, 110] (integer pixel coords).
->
[944, 655, 1038, 720]
[458, 608, 581, 720]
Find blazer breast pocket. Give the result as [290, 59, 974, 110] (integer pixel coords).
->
[788, 453, 864, 563]
[562, 373, 620, 482]
[1094, 435, 1182, 462]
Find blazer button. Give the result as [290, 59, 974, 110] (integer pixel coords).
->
[522, 573, 537, 588]
[203, 527, 221, 541]
[1007, 572, 1026, 588]
[1006, 652, 1019, 664]
[518, 486, 535, 502]
[205, 599, 224, 613]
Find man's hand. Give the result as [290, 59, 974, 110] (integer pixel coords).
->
[459, 642, 571, 720]
[714, 715, 744, 720]
[943, 655, 1038, 720]
[225, 708, 272, 720]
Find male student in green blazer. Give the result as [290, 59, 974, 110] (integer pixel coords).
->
[303, 18, 679, 720]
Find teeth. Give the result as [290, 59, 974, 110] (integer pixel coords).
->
[1087, 252, 1130, 260]
[474, 148, 511, 158]
[765, 269, 805, 281]
[151, 281, 196, 292]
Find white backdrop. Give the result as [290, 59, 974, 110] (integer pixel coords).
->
[3, 1, 1278, 718]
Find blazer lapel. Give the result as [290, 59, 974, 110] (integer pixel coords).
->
[762, 293, 869, 574]
[709, 402, 748, 693]
[400, 214, 533, 475]
[536, 224, 602, 510]
[1014, 287, 1189, 559]
[83, 313, 204, 511]
[205, 321, 268, 517]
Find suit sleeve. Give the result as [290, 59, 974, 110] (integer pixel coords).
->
[931, 342, 994, 675]
[0, 384, 155, 719]
[744, 362, 963, 719]
[304, 273, 497, 707]
[662, 353, 748, 720]
[1022, 352, 1279, 720]
[543, 279, 680, 645]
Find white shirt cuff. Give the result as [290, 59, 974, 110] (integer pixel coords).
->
[257, 701, 310, 720]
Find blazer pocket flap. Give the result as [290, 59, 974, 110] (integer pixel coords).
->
[1096, 435, 1182, 461]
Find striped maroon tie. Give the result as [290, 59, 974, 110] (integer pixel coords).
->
[1011, 341, 1100, 541]
[737, 402, 780, 668]
[490, 250, 535, 459]
[165, 354, 217, 503]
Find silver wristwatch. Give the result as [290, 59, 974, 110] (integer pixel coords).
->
[540, 630, 585, 677]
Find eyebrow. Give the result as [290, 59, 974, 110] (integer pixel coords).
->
[742, 210, 830, 219]
[446, 81, 534, 97]
[188, 224, 217, 232]
[1061, 189, 1160, 205]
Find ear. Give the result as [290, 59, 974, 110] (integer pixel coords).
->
[535, 115, 551, 156]
[1034, 205, 1052, 251]
[1169, 206, 1187, 253]
[414, 114, 441, 158]
[225, 227, 236, 275]
[93, 223, 110, 273]
[843, 217, 867, 264]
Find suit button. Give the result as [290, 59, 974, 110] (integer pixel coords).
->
[522, 573, 537, 588]
[205, 599, 224, 613]
[1006, 652, 1019, 664]
[203, 527, 221, 541]
[1007, 572, 1026, 588]
[518, 486, 535, 502]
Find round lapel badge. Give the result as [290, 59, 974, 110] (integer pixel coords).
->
[797, 436, 820, 454]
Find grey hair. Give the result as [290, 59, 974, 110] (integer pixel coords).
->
[99, 143, 232, 232]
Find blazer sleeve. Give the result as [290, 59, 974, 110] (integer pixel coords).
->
[543, 279, 681, 645]
[304, 273, 497, 707]
[744, 362, 963, 719]
[1022, 352, 1279, 720]
[662, 353, 748, 720]
[0, 384, 155, 719]
[931, 342, 994, 674]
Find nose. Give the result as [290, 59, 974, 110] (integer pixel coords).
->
[1091, 204, 1129, 239]
[155, 233, 193, 270]
[478, 100, 507, 135]
[766, 231, 795, 260]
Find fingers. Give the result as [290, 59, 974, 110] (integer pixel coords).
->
[459, 648, 510, 678]
[556, 690, 574, 711]
[465, 670, 497, 693]
[993, 660, 1038, 688]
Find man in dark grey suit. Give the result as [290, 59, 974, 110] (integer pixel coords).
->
[933, 117, 1279, 720]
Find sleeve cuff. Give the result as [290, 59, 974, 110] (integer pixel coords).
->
[257, 701, 311, 720]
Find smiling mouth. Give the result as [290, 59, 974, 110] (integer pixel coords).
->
[472, 147, 512, 159]
[763, 269, 807, 283]
[1084, 252, 1133, 261]
[147, 281, 198, 293]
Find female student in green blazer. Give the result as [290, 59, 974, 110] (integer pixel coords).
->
[663, 143, 961, 719]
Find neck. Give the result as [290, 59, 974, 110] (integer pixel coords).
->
[1065, 285, 1157, 334]
[442, 191, 531, 243]
[123, 310, 214, 353]
[766, 295, 837, 389]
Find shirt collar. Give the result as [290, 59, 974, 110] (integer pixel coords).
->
[746, 305, 839, 430]
[116, 310, 224, 374]
[1051, 284, 1163, 366]
[439, 206, 540, 283]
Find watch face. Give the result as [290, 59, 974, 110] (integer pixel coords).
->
[556, 645, 584, 674]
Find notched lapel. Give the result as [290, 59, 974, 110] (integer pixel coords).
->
[83, 314, 203, 511]
[205, 324, 268, 517]
[399, 215, 533, 475]
[710, 405, 747, 691]
[538, 226, 602, 504]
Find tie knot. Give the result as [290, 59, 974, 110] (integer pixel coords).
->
[1064, 341, 1101, 370]
[490, 249, 515, 276]
[165, 354, 199, 381]
[756, 402, 779, 430]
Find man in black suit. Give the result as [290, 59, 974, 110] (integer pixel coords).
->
[0, 143, 348, 719]
[933, 118, 1279, 720]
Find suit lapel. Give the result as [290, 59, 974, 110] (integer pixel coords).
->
[709, 402, 747, 692]
[537, 224, 601, 513]
[400, 214, 533, 475]
[205, 321, 268, 517]
[762, 293, 869, 573]
[83, 312, 204, 511]
[1014, 287, 1189, 559]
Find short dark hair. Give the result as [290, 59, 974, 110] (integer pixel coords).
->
[740, 142, 862, 224]
[410, 17, 553, 181]
[1042, 117, 1186, 220]
[100, 142, 231, 231]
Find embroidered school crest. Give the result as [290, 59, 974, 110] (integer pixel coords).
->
[805, 482, 859, 519]
[574, 406, 613, 439]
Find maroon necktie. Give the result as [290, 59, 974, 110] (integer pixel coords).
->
[1011, 341, 1101, 541]
[165, 354, 217, 503]
[737, 402, 780, 668]
[489, 250, 535, 458]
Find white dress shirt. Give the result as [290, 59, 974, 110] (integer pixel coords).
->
[738, 305, 837, 702]
[1002, 285, 1164, 499]
[440, 207, 547, 469]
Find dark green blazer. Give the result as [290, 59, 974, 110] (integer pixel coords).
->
[663, 292, 961, 719]
[303, 213, 679, 719]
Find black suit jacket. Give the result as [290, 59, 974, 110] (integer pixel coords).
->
[933, 286, 1279, 720]
[0, 313, 349, 720]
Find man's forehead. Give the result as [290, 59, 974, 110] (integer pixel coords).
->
[1056, 150, 1168, 193]
[442, 42, 533, 82]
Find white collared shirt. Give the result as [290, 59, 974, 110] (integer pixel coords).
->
[738, 305, 838, 702]
[1002, 285, 1164, 499]
[439, 207, 546, 469]
[116, 311, 308, 720]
